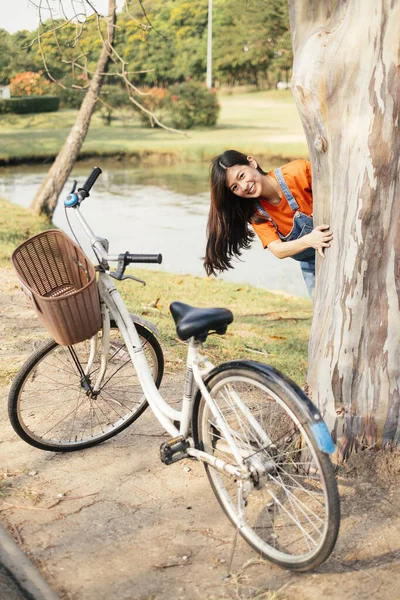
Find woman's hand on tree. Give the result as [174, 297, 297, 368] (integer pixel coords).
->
[305, 225, 333, 258]
[268, 225, 333, 259]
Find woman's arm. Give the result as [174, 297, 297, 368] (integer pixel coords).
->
[268, 224, 333, 259]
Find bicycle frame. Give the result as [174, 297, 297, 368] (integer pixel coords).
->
[72, 204, 265, 479]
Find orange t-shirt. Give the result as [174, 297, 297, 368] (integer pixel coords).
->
[252, 159, 313, 248]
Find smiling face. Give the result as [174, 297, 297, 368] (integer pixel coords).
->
[225, 157, 264, 199]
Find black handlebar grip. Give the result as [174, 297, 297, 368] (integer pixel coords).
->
[126, 253, 162, 264]
[79, 167, 102, 196]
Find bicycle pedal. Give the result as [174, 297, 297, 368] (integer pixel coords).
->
[160, 436, 189, 465]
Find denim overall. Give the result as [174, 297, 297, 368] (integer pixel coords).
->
[256, 168, 315, 297]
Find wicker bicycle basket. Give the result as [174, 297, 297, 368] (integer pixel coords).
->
[11, 229, 101, 346]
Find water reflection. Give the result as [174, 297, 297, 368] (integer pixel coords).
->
[0, 161, 307, 297]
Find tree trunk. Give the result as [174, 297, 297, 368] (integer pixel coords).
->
[30, 0, 116, 218]
[289, 0, 400, 459]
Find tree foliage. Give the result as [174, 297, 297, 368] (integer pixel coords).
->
[0, 1, 292, 89]
[119, 0, 291, 87]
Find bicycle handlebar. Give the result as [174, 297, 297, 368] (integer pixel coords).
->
[65, 168, 163, 267]
[78, 167, 102, 197]
[126, 253, 162, 264]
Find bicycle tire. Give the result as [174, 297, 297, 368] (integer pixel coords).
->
[193, 362, 340, 571]
[8, 321, 164, 452]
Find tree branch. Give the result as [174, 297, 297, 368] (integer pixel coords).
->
[27, 0, 187, 138]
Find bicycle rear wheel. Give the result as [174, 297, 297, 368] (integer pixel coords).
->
[8, 322, 163, 452]
[193, 363, 340, 571]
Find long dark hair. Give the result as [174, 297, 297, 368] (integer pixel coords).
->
[203, 149, 266, 276]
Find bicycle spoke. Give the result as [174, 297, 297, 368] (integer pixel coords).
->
[198, 368, 338, 569]
[11, 325, 161, 449]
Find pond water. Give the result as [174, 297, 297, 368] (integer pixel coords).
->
[0, 161, 308, 297]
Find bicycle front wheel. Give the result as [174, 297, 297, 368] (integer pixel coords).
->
[8, 322, 164, 452]
[193, 363, 340, 571]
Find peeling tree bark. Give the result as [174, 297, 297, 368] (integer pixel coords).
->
[289, 0, 400, 459]
[30, 0, 116, 218]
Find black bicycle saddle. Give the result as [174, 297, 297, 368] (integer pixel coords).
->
[170, 301, 234, 342]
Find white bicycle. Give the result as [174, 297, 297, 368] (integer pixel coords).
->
[8, 168, 340, 571]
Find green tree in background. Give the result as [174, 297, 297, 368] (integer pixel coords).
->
[0, 1, 292, 89]
[118, 0, 291, 88]
[0, 30, 12, 84]
[0, 28, 37, 84]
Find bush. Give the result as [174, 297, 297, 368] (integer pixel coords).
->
[135, 87, 169, 127]
[0, 96, 60, 114]
[168, 82, 220, 129]
[0, 99, 11, 114]
[10, 71, 49, 96]
[134, 83, 220, 130]
[96, 85, 131, 125]
[53, 76, 86, 109]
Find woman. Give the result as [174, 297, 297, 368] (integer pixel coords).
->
[203, 150, 333, 297]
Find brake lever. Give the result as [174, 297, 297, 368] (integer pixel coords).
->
[121, 273, 146, 286]
[109, 252, 146, 286]
[109, 271, 146, 286]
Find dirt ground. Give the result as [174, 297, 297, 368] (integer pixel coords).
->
[1, 267, 400, 600]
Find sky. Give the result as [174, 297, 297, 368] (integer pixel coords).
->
[1, 0, 125, 34]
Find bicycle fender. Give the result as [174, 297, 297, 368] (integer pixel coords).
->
[129, 313, 160, 337]
[198, 359, 335, 454]
[310, 422, 336, 454]
[111, 313, 160, 337]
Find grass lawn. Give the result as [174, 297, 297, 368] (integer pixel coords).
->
[0, 197, 312, 385]
[0, 89, 308, 163]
